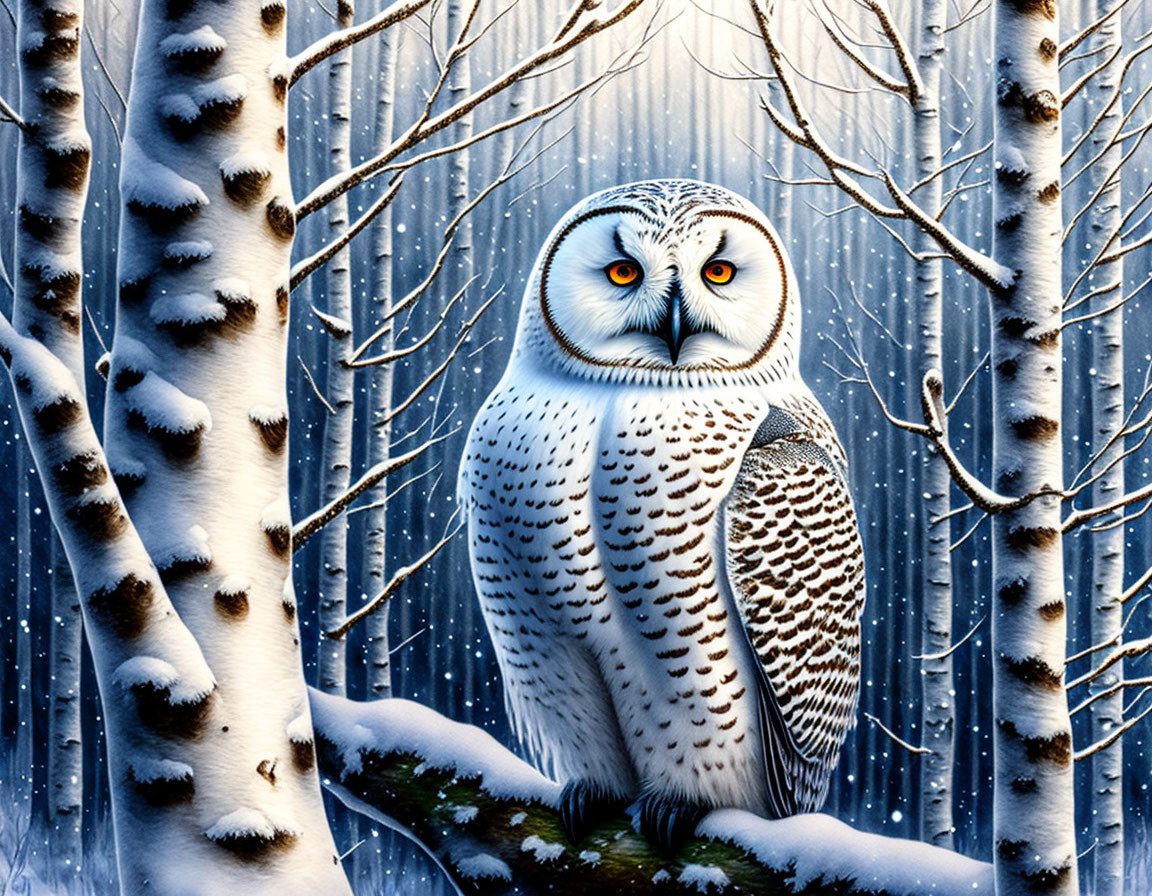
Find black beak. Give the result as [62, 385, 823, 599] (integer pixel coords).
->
[659, 284, 691, 364]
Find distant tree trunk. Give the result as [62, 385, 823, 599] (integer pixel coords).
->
[915, 0, 955, 853]
[48, 534, 83, 883]
[989, 3, 1076, 893]
[15, 456, 33, 807]
[317, 0, 357, 697]
[362, 23, 399, 700]
[1085, 2, 1125, 892]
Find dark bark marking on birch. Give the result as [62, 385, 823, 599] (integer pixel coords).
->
[264, 524, 291, 556]
[261, 2, 286, 33]
[164, 44, 223, 74]
[265, 198, 295, 240]
[19, 204, 65, 245]
[214, 586, 250, 619]
[130, 768, 195, 806]
[998, 839, 1028, 861]
[1010, 776, 1038, 794]
[158, 297, 258, 346]
[257, 759, 277, 783]
[158, 554, 212, 582]
[113, 368, 145, 392]
[210, 829, 299, 861]
[43, 145, 89, 190]
[291, 740, 315, 773]
[111, 465, 145, 492]
[998, 720, 1071, 764]
[126, 199, 203, 233]
[1036, 601, 1064, 621]
[221, 168, 271, 205]
[250, 413, 287, 452]
[1009, 415, 1059, 440]
[276, 285, 289, 323]
[165, 96, 244, 141]
[1036, 181, 1059, 203]
[1005, 526, 1059, 551]
[282, 598, 296, 621]
[271, 75, 287, 104]
[1039, 37, 1057, 59]
[164, 0, 195, 20]
[1003, 656, 1063, 691]
[40, 8, 81, 30]
[22, 32, 80, 67]
[275, 126, 286, 151]
[1023, 91, 1060, 123]
[120, 277, 151, 305]
[1010, 0, 1055, 18]
[66, 495, 128, 541]
[133, 684, 211, 739]
[34, 396, 82, 433]
[126, 410, 205, 460]
[53, 451, 108, 494]
[1021, 862, 1073, 891]
[38, 82, 81, 108]
[996, 358, 1019, 379]
[86, 574, 155, 639]
[995, 166, 1030, 186]
[999, 577, 1029, 605]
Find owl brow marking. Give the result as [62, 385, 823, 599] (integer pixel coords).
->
[710, 232, 728, 262]
[612, 228, 632, 260]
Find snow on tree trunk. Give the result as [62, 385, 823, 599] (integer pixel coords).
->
[48, 534, 83, 882]
[362, 24, 398, 701]
[1085, 2, 1125, 891]
[914, 0, 955, 853]
[989, 2, 1076, 893]
[317, 0, 356, 698]
[97, 0, 350, 888]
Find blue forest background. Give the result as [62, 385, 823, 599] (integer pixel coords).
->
[1, 1, 1152, 892]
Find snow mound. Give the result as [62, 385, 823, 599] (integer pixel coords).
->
[249, 403, 287, 425]
[216, 574, 249, 596]
[163, 240, 213, 264]
[205, 807, 300, 843]
[698, 810, 993, 896]
[155, 524, 212, 570]
[260, 495, 291, 531]
[159, 93, 201, 123]
[286, 710, 313, 745]
[456, 854, 512, 881]
[309, 691, 561, 805]
[214, 278, 252, 302]
[7, 335, 79, 413]
[121, 137, 209, 210]
[578, 850, 601, 866]
[113, 334, 156, 373]
[652, 869, 671, 884]
[151, 293, 226, 326]
[160, 25, 227, 58]
[130, 758, 193, 784]
[678, 864, 730, 893]
[125, 371, 211, 434]
[520, 835, 564, 862]
[114, 656, 180, 691]
[452, 805, 478, 825]
[220, 150, 271, 179]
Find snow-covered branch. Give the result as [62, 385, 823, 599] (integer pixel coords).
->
[309, 691, 993, 896]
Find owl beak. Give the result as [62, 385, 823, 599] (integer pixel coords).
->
[660, 284, 691, 364]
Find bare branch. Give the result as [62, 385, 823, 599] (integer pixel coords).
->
[1074, 697, 1152, 761]
[913, 616, 984, 662]
[284, 0, 433, 88]
[863, 713, 929, 755]
[1063, 481, 1152, 533]
[297, 355, 336, 415]
[0, 92, 26, 130]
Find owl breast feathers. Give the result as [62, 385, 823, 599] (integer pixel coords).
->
[460, 179, 865, 847]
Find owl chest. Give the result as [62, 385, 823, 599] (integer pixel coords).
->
[465, 384, 609, 636]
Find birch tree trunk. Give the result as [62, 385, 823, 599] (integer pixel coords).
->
[317, 0, 356, 697]
[1085, 2, 1125, 891]
[96, 0, 350, 887]
[989, 2, 1076, 892]
[914, 0, 955, 852]
[362, 24, 398, 700]
[48, 534, 83, 882]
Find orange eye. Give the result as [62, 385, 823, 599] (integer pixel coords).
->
[703, 260, 735, 285]
[605, 261, 641, 287]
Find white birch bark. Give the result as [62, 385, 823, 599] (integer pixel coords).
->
[914, 0, 955, 852]
[96, 0, 350, 887]
[1085, 2, 1124, 891]
[362, 24, 399, 700]
[48, 534, 83, 882]
[990, 2, 1076, 893]
[317, 0, 356, 697]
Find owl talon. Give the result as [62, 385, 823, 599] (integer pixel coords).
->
[637, 793, 707, 856]
[559, 778, 627, 844]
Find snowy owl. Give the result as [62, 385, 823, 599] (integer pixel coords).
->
[459, 179, 865, 851]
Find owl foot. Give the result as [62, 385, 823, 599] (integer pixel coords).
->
[637, 792, 708, 856]
[559, 778, 628, 844]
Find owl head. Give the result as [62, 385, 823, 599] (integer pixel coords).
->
[513, 179, 800, 387]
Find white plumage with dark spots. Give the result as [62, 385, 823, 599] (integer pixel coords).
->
[459, 179, 865, 851]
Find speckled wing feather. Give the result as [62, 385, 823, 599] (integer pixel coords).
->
[723, 406, 865, 817]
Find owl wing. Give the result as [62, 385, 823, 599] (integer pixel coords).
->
[723, 405, 865, 817]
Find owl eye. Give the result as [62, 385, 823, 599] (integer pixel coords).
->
[702, 260, 736, 285]
[605, 261, 642, 287]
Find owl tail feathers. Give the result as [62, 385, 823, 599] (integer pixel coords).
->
[559, 777, 631, 844]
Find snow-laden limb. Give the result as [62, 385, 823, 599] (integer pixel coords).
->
[311, 691, 992, 896]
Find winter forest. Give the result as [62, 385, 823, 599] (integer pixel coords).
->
[1, 0, 1151, 893]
